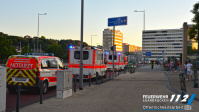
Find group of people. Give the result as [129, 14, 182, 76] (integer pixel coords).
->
[168, 59, 193, 81]
[167, 58, 181, 72]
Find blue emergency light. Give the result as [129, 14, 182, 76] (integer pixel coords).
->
[69, 46, 73, 49]
[28, 53, 54, 56]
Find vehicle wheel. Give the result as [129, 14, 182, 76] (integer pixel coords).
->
[43, 81, 48, 94]
[7, 86, 17, 93]
[96, 72, 99, 79]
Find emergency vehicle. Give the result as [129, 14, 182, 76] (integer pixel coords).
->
[106, 52, 128, 71]
[68, 46, 106, 79]
[6, 53, 66, 94]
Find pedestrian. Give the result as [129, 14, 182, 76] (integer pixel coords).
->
[184, 61, 188, 80]
[186, 60, 193, 81]
[168, 61, 171, 73]
[170, 60, 174, 71]
[177, 60, 181, 72]
[174, 58, 178, 72]
[151, 60, 154, 69]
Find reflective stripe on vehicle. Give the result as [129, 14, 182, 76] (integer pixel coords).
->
[6, 56, 38, 86]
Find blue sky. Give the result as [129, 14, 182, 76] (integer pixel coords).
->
[0, 0, 198, 47]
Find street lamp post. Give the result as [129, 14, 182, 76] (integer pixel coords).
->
[134, 10, 145, 30]
[79, 0, 84, 90]
[91, 35, 97, 47]
[37, 13, 47, 53]
[135, 10, 145, 64]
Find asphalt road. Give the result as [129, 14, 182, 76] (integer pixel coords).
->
[6, 71, 122, 112]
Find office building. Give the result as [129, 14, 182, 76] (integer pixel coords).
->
[103, 28, 123, 52]
[142, 29, 183, 61]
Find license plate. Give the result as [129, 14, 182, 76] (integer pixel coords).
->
[15, 77, 26, 81]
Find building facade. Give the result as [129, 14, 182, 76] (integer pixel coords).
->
[142, 29, 183, 61]
[123, 43, 142, 53]
[103, 28, 123, 52]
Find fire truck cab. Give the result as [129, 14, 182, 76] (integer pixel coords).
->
[106, 52, 127, 71]
[68, 46, 106, 79]
[6, 53, 66, 94]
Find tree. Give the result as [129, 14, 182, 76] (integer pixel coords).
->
[41, 36, 46, 39]
[45, 44, 65, 59]
[0, 36, 17, 59]
[188, 2, 199, 55]
[187, 46, 197, 55]
[21, 46, 33, 55]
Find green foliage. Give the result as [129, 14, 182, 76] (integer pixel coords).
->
[21, 46, 33, 55]
[45, 44, 65, 59]
[41, 36, 46, 39]
[188, 2, 199, 54]
[0, 35, 17, 59]
[0, 32, 89, 62]
[187, 46, 197, 55]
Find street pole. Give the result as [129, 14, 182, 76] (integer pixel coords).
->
[135, 10, 145, 63]
[112, 26, 115, 79]
[37, 14, 39, 53]
[143, 10, 145, 30]
[27, 42, 29, 54]
[37, 13, 47, 53]
[79, 0, 84, 90]
[20, 41, 21, 55]
[34, 42, 35, 53]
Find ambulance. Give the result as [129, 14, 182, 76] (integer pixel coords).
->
[68, 46, 107, 79]
[106, 52, 128, 71]
[6, 53, 66, 94]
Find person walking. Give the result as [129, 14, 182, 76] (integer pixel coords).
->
[177, 60, 181, 72]
[168, 61, 171, 73]
[170, 60, 174, 71]
[174, 58, 178, 72]
[151, 60, 154, 69]
[184, 61, 188, 80]
[186, 60, 193, 81]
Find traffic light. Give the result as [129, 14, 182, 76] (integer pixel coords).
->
[110, 45, 116, 51]
[111, 46, 113, 51]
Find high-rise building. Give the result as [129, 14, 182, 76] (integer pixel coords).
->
[142, 29, 183, 61]
[103, 28, 123, 52]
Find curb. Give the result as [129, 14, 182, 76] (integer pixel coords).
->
[163, 71, 199, 102]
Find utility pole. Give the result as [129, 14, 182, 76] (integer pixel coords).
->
[34, 42, 35, 53]
[20, 41, 21, 55]
[112, 26, 115, 79]
[27, 42, 29, 54]
[79, 0, 84, 90]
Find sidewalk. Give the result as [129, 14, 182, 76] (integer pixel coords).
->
[18, 65, 199, 112]
[166, 71, 199, 101]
